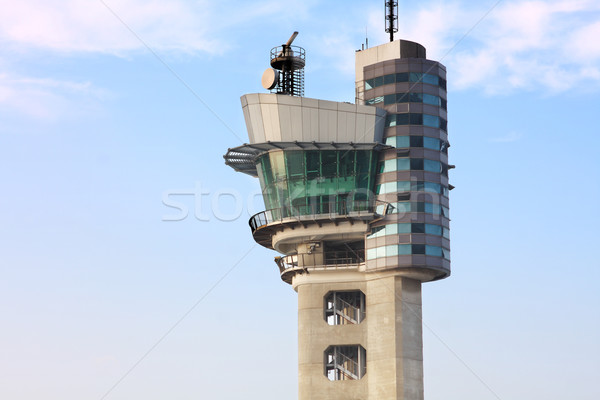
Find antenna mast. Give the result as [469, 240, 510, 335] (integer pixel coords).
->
[262, 32, 306, 97]
[385, 1, 398, 42]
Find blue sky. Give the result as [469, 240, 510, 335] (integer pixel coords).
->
[1, 1, 599, 399]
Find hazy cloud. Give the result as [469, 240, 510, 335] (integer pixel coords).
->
[489, 131, 523, 143]
[0, 73, 109, 121]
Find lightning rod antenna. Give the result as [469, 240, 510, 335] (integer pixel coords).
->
[385, 1, 398, 42]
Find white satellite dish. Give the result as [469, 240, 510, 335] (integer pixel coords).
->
[261, 68, 279, 90]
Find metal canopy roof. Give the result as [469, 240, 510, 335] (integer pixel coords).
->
[223, 141, 391, 176]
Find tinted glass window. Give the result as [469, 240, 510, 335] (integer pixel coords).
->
[424, 159, 440, 172]
[423, 137, 439, 150]
[411, 223, 425, 233]
[396, 72, 409, 82]
[423, 114, 439, 128]
[422, 74, 438, 85]
[410, 158, 424, 170]
[412, 244, 426, 254]
[410, 136, 424, 147]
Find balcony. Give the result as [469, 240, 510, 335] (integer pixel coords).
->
[275, 249, 365, 284]
[249, 200, 392, 249]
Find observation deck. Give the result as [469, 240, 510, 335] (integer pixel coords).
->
[249, 200, 393, 250]
[276, 249, 366, 285]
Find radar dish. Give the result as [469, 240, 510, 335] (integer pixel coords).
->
[261, 68, 279, 90]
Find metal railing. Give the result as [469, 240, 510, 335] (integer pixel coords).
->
[334, 297, 363, 324]
[275, 249, 365, 274]
[250, 200, 392, 233]
[326, 347, 366, 380]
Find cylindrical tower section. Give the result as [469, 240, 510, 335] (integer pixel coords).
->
[357, 40, 451, 282]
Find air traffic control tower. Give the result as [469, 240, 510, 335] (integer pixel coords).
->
[224, 15, 451, 400]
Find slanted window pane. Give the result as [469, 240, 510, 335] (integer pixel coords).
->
[306, 151, 320, 179]
[365, 79, 374, 90]
[339, 151, 355, 176]
[440, 119, 447, 131]
[321, 151, 337, 177]
[442, 228, 450, 239]
[286, 151, 304, 178]
[442, 248, 451, 260]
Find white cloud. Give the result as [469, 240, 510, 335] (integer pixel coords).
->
[0, 0, 225, 55]
[362, 0, 600, 94]
[0, 0, 319, 56]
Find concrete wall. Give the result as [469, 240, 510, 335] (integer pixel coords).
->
[295, 272, 423, 400]
[241, 93, 386, 144]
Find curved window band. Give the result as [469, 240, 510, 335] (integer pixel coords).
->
[366, 93, 447, 110]
[367, 223, 449, 239]
[257, 149, 378, 213]
[384, 136, 449, 153]
[366, 244, 450, 260]
[376, 181, 449, 197]
[389, 201, 449, 218]
[365, 72, 447, 91]
[379, 158, 446, 175]
[386, 113, 447, 131]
